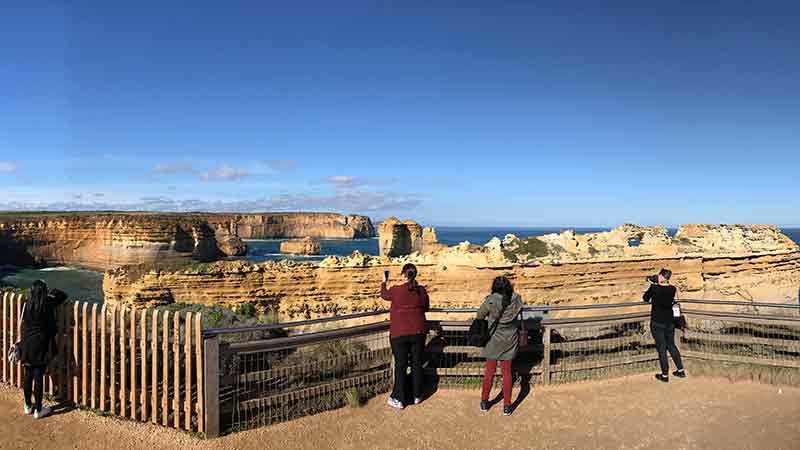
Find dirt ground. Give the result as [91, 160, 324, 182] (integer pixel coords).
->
[2, 374, 799, 450]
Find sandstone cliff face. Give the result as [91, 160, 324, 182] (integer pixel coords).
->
[103, 224, 800, 320]
[0, 213, 244, 271]
[378, 218, 441, 256]
[280, 237, 321, 255]
[196, 213, 375, 239]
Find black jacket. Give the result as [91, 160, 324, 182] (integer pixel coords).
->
[20, 289, 67, 366]
[643, 283, 677, 325]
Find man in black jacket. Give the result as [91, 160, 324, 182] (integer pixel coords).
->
[643, 268, 686, 383]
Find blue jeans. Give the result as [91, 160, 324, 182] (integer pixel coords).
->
[650, 321, 684, 375]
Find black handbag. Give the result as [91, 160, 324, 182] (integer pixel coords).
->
[672, 302, 687, 330]
[467, 299, 510, 347]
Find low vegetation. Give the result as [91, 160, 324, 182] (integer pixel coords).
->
[503, 237, 551, 262]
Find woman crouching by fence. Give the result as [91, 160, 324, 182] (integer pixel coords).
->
[477, 276, 523, 416]
[19, 280, 67, 419]
[380, 263, 430, 409]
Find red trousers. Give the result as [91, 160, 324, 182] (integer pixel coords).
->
[481, 359, 513, 406]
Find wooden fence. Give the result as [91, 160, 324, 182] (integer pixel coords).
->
[0, 291, 204, 434]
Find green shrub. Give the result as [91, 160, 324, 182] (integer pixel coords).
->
[503, 237, 551, 262]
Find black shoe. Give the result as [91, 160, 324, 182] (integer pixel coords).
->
[480, 400, 489, 412]
[655, 374, 669, 383]
[673, 370, 687, 378]
[503, 405, 512, 416]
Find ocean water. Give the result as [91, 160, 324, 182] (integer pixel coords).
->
[3, 227, 799, 303]
[0, 265, 104, 303]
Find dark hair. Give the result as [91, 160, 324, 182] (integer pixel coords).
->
[29, 279, 49, 318]
[401, 263, 421, 295]
[659, 268, 672, 281]
[491, 276, 514, 308]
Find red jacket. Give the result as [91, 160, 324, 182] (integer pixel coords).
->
[381, 282, 430, 337]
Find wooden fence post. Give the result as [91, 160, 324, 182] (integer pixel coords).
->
[195, 313, 204, 434]
[161, 310, 169, 426]
[100, 304, 107, 412]
[2, 292, 7, 384]
[184, 312, 193, 431]
[109, 306, 117, 415]
[203, 335, 220, 438]
[130, 307, 137, 420]
[140, 309, 148, 421]
[542, 325, 551, 385]
[90, 303, 98, 409]
[151, 309, 159, 424]
[173, 312, 180, 429]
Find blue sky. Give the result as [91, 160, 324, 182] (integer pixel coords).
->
[1, 1, 798, 227]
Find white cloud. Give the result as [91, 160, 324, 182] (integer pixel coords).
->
[0, 162, 18, 173]
[197, 164, 249, 182]
[151, 162, 250, 182]
[0, 189, 423, 214]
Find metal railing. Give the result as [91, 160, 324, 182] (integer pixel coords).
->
[202, 299, 800, 436]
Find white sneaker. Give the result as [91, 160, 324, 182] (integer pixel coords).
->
[387, 397, 404, 409]
[33, 406, 51, 419]
[23, 405, 32, 415]
[414, 398, 422, 405]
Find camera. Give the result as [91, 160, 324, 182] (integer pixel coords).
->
[646, 275, 659, 284]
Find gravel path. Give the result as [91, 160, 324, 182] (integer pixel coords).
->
[2, 374, 799, 450]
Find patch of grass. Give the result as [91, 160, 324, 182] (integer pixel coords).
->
[503, 237, 551, 262]
[159, 302, 282, 342]
[685, 359, 800, 386]
[344, 388, 364, 408]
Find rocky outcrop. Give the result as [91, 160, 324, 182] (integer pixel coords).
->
[0, 213, 245, 271]
[195, 213, 375, 239]
[378, 218, 442, 257]
[103, 224, 800, 320]
[280, 237, 321, 255]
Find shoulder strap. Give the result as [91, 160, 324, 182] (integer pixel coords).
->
[18, 302, 26, 334]
[488, 298, 510, 338]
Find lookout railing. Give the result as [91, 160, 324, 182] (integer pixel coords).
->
[2, 290, 799, 438]
[202, 299, 800, 436]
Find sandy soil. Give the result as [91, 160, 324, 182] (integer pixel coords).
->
[2, 374, 799, 450]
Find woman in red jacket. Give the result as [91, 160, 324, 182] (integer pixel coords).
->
[381, 263, 430, 409]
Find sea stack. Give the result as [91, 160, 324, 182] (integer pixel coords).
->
[280, 237, 321, 255]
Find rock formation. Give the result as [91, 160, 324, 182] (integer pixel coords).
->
[195, 213, 375, 239]
[280, 237, 321, 255]
[0, 213, 246, 271]
[378, 218, 442, 257]
[103, 224, 800, 320]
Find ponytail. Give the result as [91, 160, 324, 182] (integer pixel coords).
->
[401, 263, 421, 296]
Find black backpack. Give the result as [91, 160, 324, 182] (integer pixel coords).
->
[467, 298, 509, 347]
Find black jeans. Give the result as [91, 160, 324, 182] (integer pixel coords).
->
[651, 321, 684, 375]
[390, 333, 425, 404]
[23, 365, 46, 411]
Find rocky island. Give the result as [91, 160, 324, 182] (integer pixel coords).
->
[103, 223, 800, 320]
[280, 237, 321, 255]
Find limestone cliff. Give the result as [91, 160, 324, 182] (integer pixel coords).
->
[103, 224, 800, 320]
[0, 213, 246, 271]
[195, 213, 375, 239]
[378, 218, 442, 256]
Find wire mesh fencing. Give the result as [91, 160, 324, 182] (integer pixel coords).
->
[217, 322, 392, 432]
[545, 315, 656, 384]
[680, 312, 800, 369]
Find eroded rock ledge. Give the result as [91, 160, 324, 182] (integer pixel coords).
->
[103, 224, 800, 319]
[0, 212, 246, 271]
